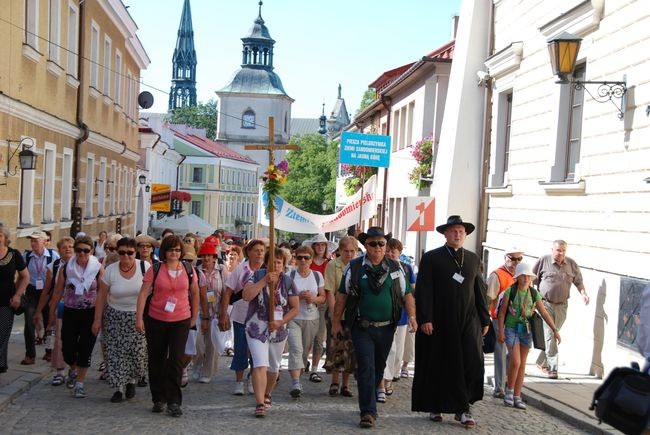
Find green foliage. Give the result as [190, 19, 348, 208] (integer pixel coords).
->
[166, 99, 218, 140]
[282, 134, 338, 215]
[356, 88, 376, 116]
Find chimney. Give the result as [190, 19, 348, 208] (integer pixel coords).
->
[451, 15, 459, 40]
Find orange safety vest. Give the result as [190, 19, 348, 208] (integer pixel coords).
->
[489, 265, 515, 318]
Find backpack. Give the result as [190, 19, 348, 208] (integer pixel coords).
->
[289, 269, 321, 288]
[49, 258, 62, 293]
[496, 285, 539, 318]
[590, 366, 650, 434]
[25, 248, 55, 267]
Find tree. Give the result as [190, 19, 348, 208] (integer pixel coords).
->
[356, 88, 376, 116]
[282, 134, 338, 215]
[166, 99, 218, 140]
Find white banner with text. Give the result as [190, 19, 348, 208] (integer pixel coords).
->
[258, 175, 377, 234]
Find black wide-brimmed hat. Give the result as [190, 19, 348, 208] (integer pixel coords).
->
[358, 227, 392, 245]
[436, 215, 475, 235]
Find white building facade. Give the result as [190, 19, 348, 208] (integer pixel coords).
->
[482, 0, 650, 375]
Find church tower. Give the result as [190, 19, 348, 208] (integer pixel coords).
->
[168, 0, 197, 111]
[215, 1, 293, 144]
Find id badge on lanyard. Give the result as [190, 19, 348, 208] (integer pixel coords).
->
[164, 296, 178, 313]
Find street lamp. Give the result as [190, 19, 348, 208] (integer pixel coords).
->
[138, 174, 150, 192]
[547, 32, 627, 119]
[2, 137, 37, 185]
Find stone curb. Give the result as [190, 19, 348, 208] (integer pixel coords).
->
[521, 385, 620, 434]
[0, 367, 52, 412]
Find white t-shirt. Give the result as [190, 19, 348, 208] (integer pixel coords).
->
[225, 261, 254, 325]
[101, 260, 150, 312]
[293, 270, 323, 321]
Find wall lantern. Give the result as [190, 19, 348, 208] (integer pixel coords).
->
[547, 32, 627, 119]
[2, 137, 37, 185]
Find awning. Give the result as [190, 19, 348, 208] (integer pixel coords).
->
[151, 214, 216, 237]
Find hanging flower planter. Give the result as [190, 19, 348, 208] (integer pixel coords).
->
[341, 164, 377, 196]
[408, 136, 434, 190]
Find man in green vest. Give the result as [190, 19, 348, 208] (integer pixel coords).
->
[331, 227, 417, 429]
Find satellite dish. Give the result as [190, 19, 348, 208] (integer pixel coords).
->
[138, 91, 154, 109]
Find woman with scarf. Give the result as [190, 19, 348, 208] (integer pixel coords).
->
[93, 237, 149, 403]
[242, 247, 299, 417]
[48, 235, 103, 399]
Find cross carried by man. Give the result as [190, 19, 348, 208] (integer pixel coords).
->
[245, 116, 298, 321]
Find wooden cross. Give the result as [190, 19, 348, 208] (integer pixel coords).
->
[245, 116, 298, 322]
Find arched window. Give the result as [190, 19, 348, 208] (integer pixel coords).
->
[242, 109, 255, 129]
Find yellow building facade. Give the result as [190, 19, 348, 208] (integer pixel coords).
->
[0, 0, 149, 250]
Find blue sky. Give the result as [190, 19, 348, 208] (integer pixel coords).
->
[128, 0, 461, 118]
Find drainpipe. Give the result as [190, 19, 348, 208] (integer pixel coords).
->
[380, 95, 392, 228]
[477, 1, 495, 256]
[72, 0, 89, 237]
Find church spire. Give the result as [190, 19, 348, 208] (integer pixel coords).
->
[168, 0, 197, 112]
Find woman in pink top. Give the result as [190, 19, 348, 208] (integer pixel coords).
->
[135, 235, 199, 418]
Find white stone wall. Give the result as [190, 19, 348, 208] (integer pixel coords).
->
[486, 0, 650, 376]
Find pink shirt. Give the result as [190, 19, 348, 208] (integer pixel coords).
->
[144, 263, 197, 322]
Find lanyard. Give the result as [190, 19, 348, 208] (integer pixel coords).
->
[445, 245, 464, 273]
[34, 253, 46, 278]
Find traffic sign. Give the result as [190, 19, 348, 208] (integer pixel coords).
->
[340, 132, 391, 168]
[406, 197, 435, 231]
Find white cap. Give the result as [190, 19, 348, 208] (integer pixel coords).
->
[505, 246, 524, 255]
[513, 263, 536, 280]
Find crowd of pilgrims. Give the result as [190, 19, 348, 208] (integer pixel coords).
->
[0, 228, 417, 419]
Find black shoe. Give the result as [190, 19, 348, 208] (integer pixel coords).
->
[151, 402, 165, 413]
[137, 376, 148, 387]
[125, 383, 136, 399]
[167, 403, 183, 417]
[110, 391, 123, 403]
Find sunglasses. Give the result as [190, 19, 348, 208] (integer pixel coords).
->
[168, 248, 182, 253]
[367, 241, 386, 248]
[138, 244, 153, 249]
[296, 255, 311, 261]
[507, 255, 523, 262]
[118, 250, 135, 256]
[75, 247, 91, 254]
[106, 246, 116, 252]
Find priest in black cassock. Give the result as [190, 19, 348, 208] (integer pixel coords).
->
[411, 215, 490, 429]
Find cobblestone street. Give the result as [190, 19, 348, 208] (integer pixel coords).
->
[0, 346, 588, 434]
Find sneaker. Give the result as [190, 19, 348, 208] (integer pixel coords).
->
[455, 412, 476, 428]
[125, 383, 136, 399]
[400, 367, 409, 378]
[65, 370, 77, 389]
[376, 389, 386, 403]
[72, 384, 86, 398]
[247, 379, 255, 394]
[492, 389, 505, 399]
[199, 376, 211, 384]
[429, 412, 443, 422]
[514, 396, 527, 410]
[290, 383, 303, 398]
[548, 370, 558, 379]
[504, 390, 514, 406]
[167, 403, 183, 417]
[151, 402, 165, 413]
[233, 381, 245, 396]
